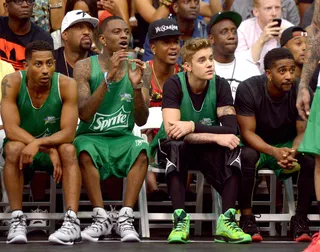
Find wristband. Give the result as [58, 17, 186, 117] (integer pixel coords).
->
[49, 1, 62, 9]
[132, 81, 144, 90]
[190, 121, 195, 133]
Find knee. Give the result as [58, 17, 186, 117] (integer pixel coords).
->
[241, 147, 259, 167]
[4, 141, 25, 163]
[79, 151, 93, 169]
[136, 152, 148, 171]
[58, 144, 77, 163]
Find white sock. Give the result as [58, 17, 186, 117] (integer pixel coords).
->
[66, 209, 77, 219]
[93, 207, 108, 218]
[11, 210, 23, 218]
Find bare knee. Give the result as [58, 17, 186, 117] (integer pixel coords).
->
[135, 152, 148, 171]
[79, 151, 94, 170]
[4, 141, 25, 164]
[58, 143, 77, 165]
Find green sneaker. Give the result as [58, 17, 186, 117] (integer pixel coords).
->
[215, 208, 252, 244]
[167, 209, 190, 244]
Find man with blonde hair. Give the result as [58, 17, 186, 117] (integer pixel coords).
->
[152, 38, 252, 244]
[236, 0, 294, 72]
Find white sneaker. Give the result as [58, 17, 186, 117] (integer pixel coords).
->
[28, 208, 48, 234]
[115, 207, 140, 242]
[81, 207, 114, 242]
[48, 210, 81, 245]
[7, 210, 27, 244]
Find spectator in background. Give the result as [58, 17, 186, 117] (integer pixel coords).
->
[0, 59, 14, 86]
[280, 26, 320, 92]
[51, 0, 98, 49]
[54, 10, 98, 77]
[231, 0, 300, 26]
[0, 0, 53, 70]
[31, 0, 66, 32]
[143, 0, 207, 63]
[97, 0, 129, 26]
[281, 26, 307, 79]
[236, 0, 294, 72]
[145, 18, 183, 201]
[207, 11, 260, 100]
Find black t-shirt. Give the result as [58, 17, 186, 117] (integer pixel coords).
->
[54, 47, 96, 78]
[234, 74, 306, 145]
[0, 16, 53, 70]
[162, 73, 233, 110]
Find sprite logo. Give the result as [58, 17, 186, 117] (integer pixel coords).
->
[89, 106, 131, 132]
[36, 128, 52, 138]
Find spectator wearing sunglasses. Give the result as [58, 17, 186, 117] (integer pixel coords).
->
[0, 0, 53, 70]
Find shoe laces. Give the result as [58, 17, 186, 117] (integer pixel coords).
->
[118, 212, 135, 232]
[58, 213, 79, 235]
[224, 215, 243, 232]
[11, 214, 27, 233]
[86, 214, 111, 232]
[174, 216, 188, 232]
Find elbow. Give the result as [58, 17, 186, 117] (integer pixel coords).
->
[135, 111, 149, 127]
[79, 109, 91, 123]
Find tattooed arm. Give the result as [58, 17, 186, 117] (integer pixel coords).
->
[1, 72, 36, 144]
[299, 0, 320, 90]
[132, 62, 150, 126]
[74, 58, 108, 123]
[297, 0, 320, 120]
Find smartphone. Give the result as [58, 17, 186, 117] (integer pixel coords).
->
[272, 18, 282, 28]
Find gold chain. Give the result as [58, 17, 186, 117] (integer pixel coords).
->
[151, 62, 176, 92]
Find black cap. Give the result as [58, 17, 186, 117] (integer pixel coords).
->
[207, 11, 242, 34]
[148, 18, 181, 41]
[280, 26, 307, 47]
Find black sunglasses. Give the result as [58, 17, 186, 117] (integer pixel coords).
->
[7, 0, 34, 5]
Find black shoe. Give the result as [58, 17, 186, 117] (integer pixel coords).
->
[239, 215, 263, 242]
[290, 214, 312, 242]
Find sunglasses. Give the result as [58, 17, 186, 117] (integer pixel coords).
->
[7, 0, 34, 5]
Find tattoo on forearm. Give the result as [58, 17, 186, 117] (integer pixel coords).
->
[217, 106, 236, 117]
[1, 78, 11, 98]
[184, 133, 214, 144]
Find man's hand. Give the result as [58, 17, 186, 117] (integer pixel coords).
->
[49, 148, 62, 183]
[128, 59, 146, 87]
[166, 121, 193, 139]
[214, 134, 240, 150]
[271, 147, 295, 168]
[19, 140, 39, 169]
[296, 87, 311, 121]
[259, 21, 282, 44]
[108, 49, 129, 81]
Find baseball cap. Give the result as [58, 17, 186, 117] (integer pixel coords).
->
[148, 18, 182, 41]
[61, 10, 99, 33]
[280, 26, 307, 47]
[207, 11, 242, 34]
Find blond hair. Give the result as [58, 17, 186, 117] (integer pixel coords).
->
[180, 38, 212, 63]
[253, 0, 259, 7]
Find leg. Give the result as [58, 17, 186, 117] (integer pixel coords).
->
[4, 141, 28, 244]
[290, 154, 314, 242]
[237, 147, 262, 242]
[315, 155, 320, 213]
[79, 151, 104, 208]
[3, 141, 25, 210]
[58, 144, 81, 213]
[124, 151, 148, 207]
[49, 144, 82, 245]
[221, 173, 239, 213]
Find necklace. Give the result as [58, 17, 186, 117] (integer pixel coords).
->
[63, 50, 70, 77]
[228, 58, 236, 85]
[151, 62, 176, 91]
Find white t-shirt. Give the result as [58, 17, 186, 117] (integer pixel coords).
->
[214, 56, 261, 101]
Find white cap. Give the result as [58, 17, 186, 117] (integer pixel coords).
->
[61, 10, 99, 33]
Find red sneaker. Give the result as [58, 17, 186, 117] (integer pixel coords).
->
[304, 232, 320, 252]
